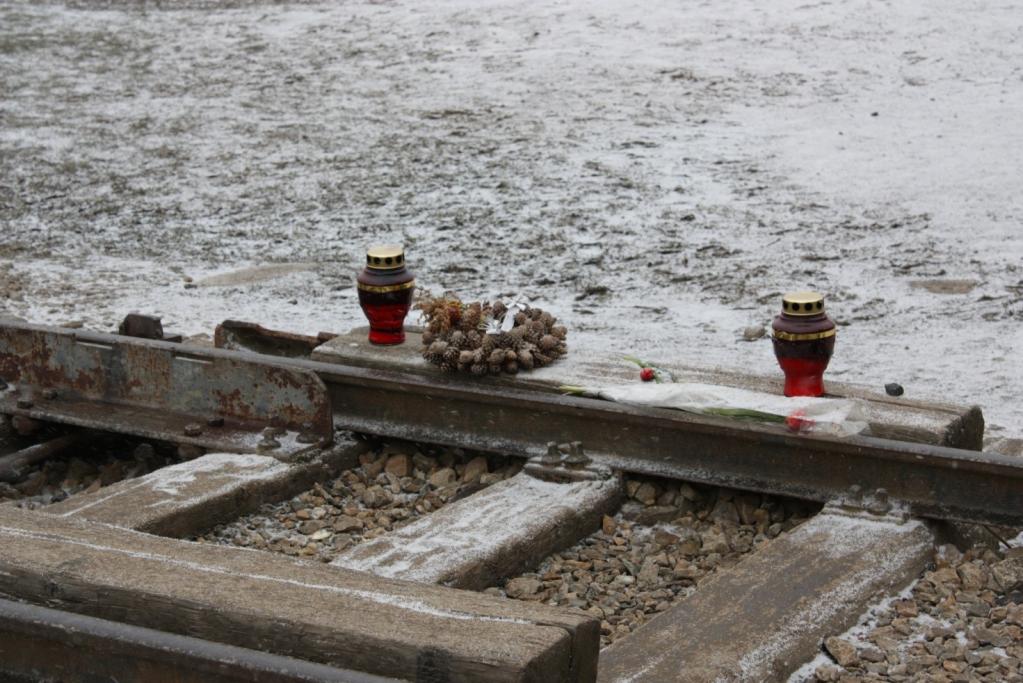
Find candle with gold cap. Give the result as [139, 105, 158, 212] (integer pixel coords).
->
[771, 291, 836, 397]
[356, 244, 415, 345]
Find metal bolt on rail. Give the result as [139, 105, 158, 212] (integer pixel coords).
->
[541, 442, 562, 466]
[258, 427, 282, 451]
[296, 422, 320, 444]
[565, 441, 591, 467]
[868, 488, 891, 515]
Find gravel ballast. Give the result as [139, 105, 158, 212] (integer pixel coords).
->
[493, 476, 818, 648]
[793, 543, 1023, 682]
[192, 442, 520, 562]
[0, 431, 180, 510]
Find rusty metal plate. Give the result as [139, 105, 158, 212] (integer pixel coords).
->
[0, 321, 332, 455]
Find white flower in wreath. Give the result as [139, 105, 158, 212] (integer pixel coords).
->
[499, 295, 531, 332]
[483, 317, 502, 336]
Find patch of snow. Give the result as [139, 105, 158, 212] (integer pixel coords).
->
[144, 453, 287, 496]
[1, 0, 1020, 440]
[799, 511, 923, 561]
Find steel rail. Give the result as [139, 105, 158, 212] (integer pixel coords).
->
[299, 359, 1023, 527]
[1, 321, 1020, 526]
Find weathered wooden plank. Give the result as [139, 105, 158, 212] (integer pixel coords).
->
[596, 509, 936, 682]
[312, 328, 982, 449]
[0, 505, 599, 683]
[44, 441, 367, 537]
[0, 598, 398, 683]
[333, 471, 622, 590]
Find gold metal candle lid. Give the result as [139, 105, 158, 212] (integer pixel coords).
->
[781, 291, 825, 316]
[366, 244, 406, 270]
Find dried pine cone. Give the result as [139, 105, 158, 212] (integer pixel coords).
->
[493, 331, 514, 349]
[424, 340, 448, 364]
[462, 303, 483, 330]
[417, 292, 566, 375]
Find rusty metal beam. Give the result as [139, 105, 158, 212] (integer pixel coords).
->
[0, 322, 331, 456]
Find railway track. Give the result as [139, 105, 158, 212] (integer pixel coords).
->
[0, 319, 1019, 682]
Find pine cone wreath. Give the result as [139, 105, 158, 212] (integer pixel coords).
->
[414, 291, 568, 375]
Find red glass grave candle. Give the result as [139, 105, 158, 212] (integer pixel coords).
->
[357, 244, 415, 345]
[771, 291, 835, 397]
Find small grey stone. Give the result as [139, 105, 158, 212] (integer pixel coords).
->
[428, 467, 457, 487]
[632, 482, 658, 506]
[633, 505, 679, 525]
[710, 499, 739, 525]
[992, 558, 1023, 592]
[958, 562, 989, 591]
[384, 453, 412, 478]
[298, 520, 325, 535]
[824, 636, 859, 668]
[677, 483, 700, 501]
[505, 577, 542, 599]
[362, 485, 391, 508]
[741, 325, 766, 341]
[461, 455, 489, 483]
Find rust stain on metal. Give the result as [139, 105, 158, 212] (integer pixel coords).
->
[72, 369, 99, 394]
[0, 322, 333, 453]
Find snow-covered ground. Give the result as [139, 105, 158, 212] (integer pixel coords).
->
[1, 0, 1020, 439]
